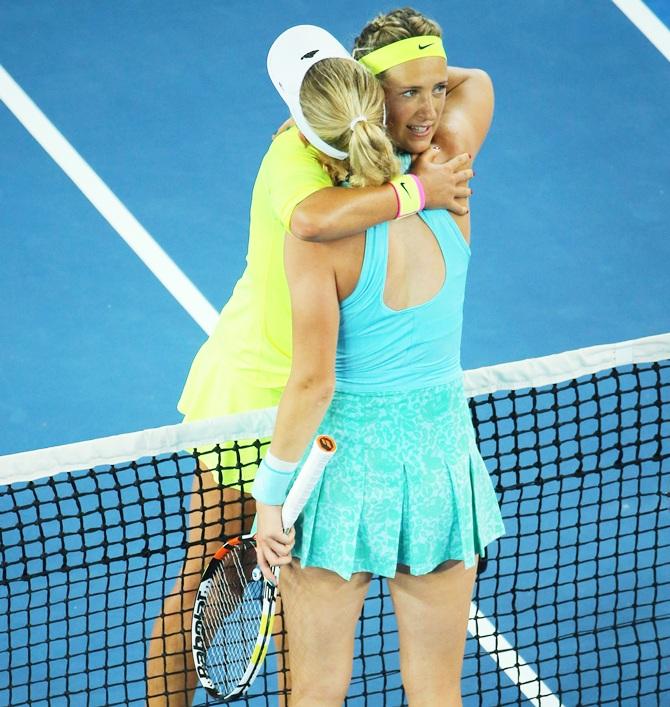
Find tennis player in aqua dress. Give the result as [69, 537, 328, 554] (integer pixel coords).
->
[253, 21, 505, 706]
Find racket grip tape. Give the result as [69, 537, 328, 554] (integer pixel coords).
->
[281, 435, 336, 530]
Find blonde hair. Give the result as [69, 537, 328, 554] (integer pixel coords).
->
[299, 58, 400, 187]
[352, 7, 442, 70]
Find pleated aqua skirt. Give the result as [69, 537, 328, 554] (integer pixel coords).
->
[292, 379, 506, 580]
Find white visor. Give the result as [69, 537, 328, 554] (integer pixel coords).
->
[267, 25, 356, 160]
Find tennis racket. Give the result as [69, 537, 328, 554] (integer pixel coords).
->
[191, 434, 336, 700]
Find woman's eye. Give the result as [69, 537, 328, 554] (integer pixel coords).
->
[402, 89, 417, 98]
[433, 84, 447, 94]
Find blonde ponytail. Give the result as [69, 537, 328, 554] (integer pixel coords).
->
[347, 119, 399, 188]
[299, 58, 400, 187]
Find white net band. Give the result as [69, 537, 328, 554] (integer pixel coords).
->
[2, 332, 668, 484]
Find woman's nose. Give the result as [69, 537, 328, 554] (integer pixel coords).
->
[417, 94, 437, 121]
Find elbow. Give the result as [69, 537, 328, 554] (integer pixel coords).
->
[291, 374, 335, 405]
[290, 207, 332, 242]
[461, 67, 492, 92]
[472, 67, 492, 85]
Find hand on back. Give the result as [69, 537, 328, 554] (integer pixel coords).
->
[411, 149, 473, 215]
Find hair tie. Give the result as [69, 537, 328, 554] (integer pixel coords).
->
[349, 115, 367, 131]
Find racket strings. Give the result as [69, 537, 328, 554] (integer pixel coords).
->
[208, 550, 250, 676]
[201, 542, 266, 694]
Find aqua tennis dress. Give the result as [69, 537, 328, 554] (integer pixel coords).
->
[292, 209, 506, 580]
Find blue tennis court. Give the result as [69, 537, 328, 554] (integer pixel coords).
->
[1, 1, 669, 705]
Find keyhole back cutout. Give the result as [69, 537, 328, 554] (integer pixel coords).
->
[383, 214, 446, 312]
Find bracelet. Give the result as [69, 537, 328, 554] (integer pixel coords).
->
[251, 451, 298, 505]
[389, 174, 425, 219]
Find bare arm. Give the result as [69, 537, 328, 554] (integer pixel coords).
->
[290, 184, 396, 242]
[266, 235, 339, 460]
[254, 233, 340, 579]
[434, 66, 494, 160]
[291, 151, 472, 242]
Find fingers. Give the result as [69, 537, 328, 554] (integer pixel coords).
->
[409, 146, 476, 213]
[255, 547, 277, 585]
[450, 201, 470, 216]
[447, 151, 472, 168]
[266, 536, 295, 558]
[412, 143, 441, 166]
[257, 546, 289, 584]
[264, 547, 293, 567]
[455, 168, 474, 184]
[256, 531, 295, 584]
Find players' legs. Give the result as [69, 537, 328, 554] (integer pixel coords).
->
[387, 559, 478, 707]
[146, 463, 255, 707]
[279, 560, 371, 706]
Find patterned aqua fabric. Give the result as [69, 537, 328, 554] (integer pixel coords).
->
[292, 380, 506, 580]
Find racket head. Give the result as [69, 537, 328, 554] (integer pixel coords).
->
[191, 534, 279, 700]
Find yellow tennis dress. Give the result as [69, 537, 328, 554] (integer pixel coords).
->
[178, 128, 332, 485]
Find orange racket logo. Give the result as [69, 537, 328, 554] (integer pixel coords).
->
[316, 435, 336, 453]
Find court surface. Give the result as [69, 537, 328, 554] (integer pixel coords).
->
[1, 1, 669, 705]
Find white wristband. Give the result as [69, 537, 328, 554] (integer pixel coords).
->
[264, 450, 299, 473]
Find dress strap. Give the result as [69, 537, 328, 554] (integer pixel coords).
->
[364, 221, 390, 292]
[420, 209, 471, 259]
[341, 221, 389, 309]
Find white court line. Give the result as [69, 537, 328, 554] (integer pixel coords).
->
[469, 603, 564, 707]
[612, 0, 670, 61]
[0, 65, 219, 335]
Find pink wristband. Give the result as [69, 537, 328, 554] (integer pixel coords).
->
[409, 174, 426, 211]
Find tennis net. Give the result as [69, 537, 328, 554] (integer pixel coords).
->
[1, 333, 669, 706]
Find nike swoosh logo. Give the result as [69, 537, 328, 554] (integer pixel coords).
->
[400, 181, 410, 197]
[301, 49, 319, 60]
[418, 43, 434, 50]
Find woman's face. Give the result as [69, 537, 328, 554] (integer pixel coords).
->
[381, 56, 448, 154]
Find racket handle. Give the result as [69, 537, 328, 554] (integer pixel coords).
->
[282, 435, 336, 530]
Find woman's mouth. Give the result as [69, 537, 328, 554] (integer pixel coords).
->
[408, 124, 432, 137]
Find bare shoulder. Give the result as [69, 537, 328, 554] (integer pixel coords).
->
[284, 230, 365, 302]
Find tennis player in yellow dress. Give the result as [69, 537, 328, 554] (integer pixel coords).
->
[147, 7, 493, 705]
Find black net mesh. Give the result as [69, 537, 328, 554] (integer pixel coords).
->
[1, 359, 669, 706]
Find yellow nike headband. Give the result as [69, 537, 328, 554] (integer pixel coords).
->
[358, 36, 447, 75]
